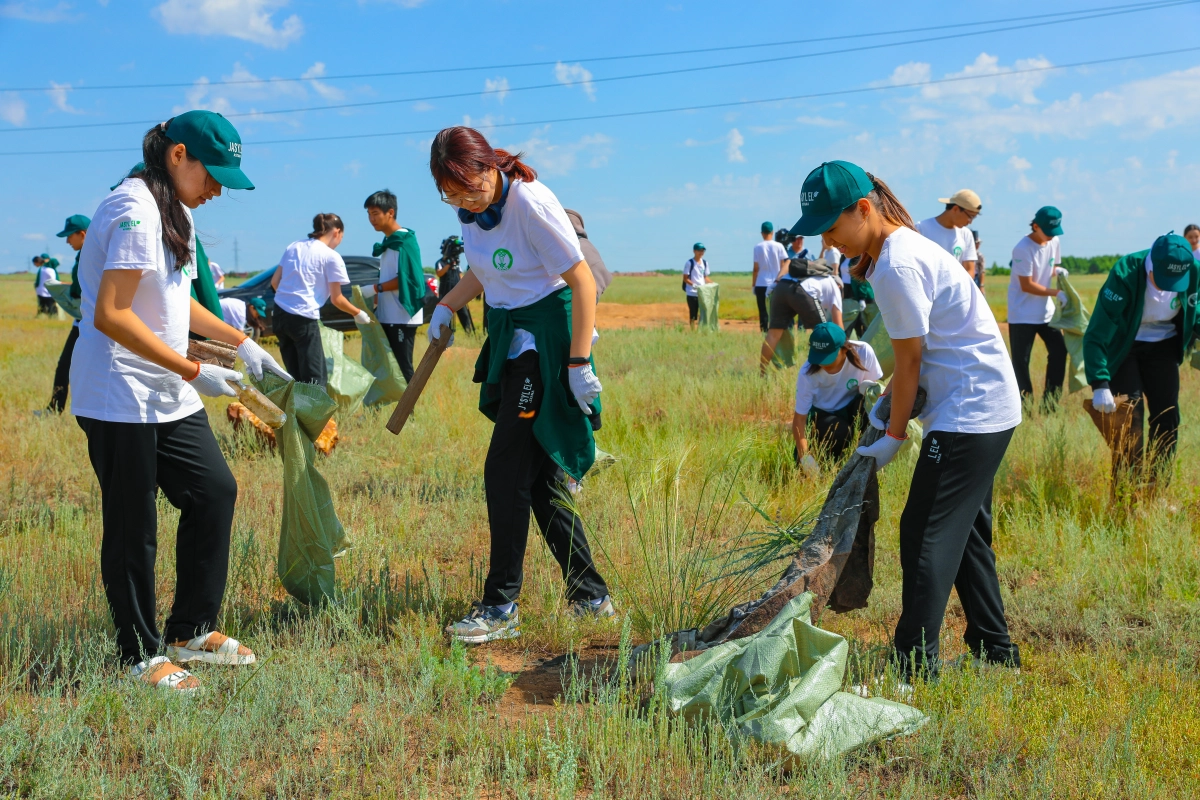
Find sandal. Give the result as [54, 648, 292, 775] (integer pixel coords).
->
[166, 631, 256, 666]
[131, 656, 200, 693]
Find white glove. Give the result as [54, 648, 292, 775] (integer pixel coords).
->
[237, 338, 292, 382]
[352, 310, 371, 326]
[867, 396, 888, 430]
[799, 453, 820, 479]
[188, 364, 242, 398]
[856, 432, 907, 469]
[44, 278, 64, 286]
[1056, 291, 1068, 308]
[857, 379, 881, 397]
[1093, 387, 1117, 414]
[427, 303, 455, 345]
[359, 283, 377, 299]
[568, 362, 602, 415]
[1054, 266, 1069, 276]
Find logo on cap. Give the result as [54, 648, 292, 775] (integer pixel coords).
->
[801, 191, 821, 206]
[228, 142, 242, 157]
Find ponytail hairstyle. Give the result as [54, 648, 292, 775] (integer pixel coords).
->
[308, 213, 344, 239]
[848, 173, 916, 281]
[804, 341, 868, 375]
[429, 126, 537, 195]
[133, 120, 195, 269]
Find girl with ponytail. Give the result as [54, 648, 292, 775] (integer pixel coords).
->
[789, 161, 1023, 684]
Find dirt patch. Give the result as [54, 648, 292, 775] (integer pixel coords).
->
[597, 302, 759, 331]
[477, 645, 623, 719]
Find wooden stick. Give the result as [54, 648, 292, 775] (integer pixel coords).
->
[386, 328, 451, 435]
[186, 338, 287, 429]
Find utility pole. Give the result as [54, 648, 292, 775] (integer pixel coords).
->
[233, 238, 240, 273]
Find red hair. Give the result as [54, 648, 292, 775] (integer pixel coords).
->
[429, 126, 537, 194]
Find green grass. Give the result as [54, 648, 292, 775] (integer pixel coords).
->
[1, 273, 1199, 797]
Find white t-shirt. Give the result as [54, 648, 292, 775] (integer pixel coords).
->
[376, 234, 424, 325]
[683, 257, 709, 297]
[916, 217, 977, 266]
[210, 260, 225, 289]
[1007, 235, 1061, 325]
[70, 178, 204, 424]
[753, 240, 788, 288]
[460, 179, 584, 358]
[35, 266, 57, 297]
[220, 296, 247, 331]
[273, 238, 349, 320]
[1137, 253, 1181, 343]
[840, 258, 852, 285]
[867, 227, 1021, 435]
[821, 246, 842, 268]
[794, 341, 883, 415]
[801, 275, 843, 320]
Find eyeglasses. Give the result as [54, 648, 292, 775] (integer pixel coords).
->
[440, 172, 496, 208]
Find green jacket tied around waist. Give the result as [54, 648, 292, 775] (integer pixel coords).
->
[473, 286, 599, 481]
[1083, 249, 1198, 388]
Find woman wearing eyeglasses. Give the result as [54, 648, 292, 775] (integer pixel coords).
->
[427, 126, 612, 644]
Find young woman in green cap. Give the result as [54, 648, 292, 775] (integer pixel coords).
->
[45, 214, 90, 413]
[72, 112, 290, 693]
[792, 321, 882, 478]
[1083, 232, 1198, 493]
[427, 125, 612, 644]
[791, 160, 1022, 682]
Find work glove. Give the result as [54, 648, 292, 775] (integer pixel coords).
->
[359, 283, 377, 299]
[1093, 386, 1117, 414]
[187, 364, 242, 398]
[867, 396, 888, 430]
[427, 303, 455, 346]
[856, 431, 907, 470]
[799, 453, 820, 479]
[1056, 291, 1069, 308]
[352, 310, 371, 326]
[568, 362, 602, 415]
[237, 337, 292, 382]
[1054, 266, 1069, 276]
[857, 379, 881, 397]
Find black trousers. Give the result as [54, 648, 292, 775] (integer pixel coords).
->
[894, 427, 1019, 679]
[273, 308, 326, 388]
[1009, 322, 1067, 404]
[686, 295, 699, 321]
[48, 324, 79, 413]
[381, 323, 418, 383]
[78, 410, 237, 665]
[439, 269, 475, 333]
[1109, 336, 1181, 481]
[482, 351, 609, 607]
[754, 286, 769, 332]
[808, 395, 866, 460]
[37, 296, 57, 315]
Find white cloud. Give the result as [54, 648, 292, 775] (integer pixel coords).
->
[644, 206, 670, 217]
[726, 128, 745, 163]
[343, 160, 362, 176]
[0, 2, 75, 22]
[177, 62, 338, 121]
[484, 77, 510, 104]
[154, 0, 303, 49]
[506, 128, 612, 176]
[0, 92, 27, 126]
[796, 116, 845, 128]
[412, 101, 433, 112]
[554, 62, 596, 100]
[462, 114, 506, 134]
[1008, 155, 1031, 171]
[21, 232, 45, 241]
[301, 63, 344, 101]
[885, 62, 932, 86]
[47, 82, 82, 114]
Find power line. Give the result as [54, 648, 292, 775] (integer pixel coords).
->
[2, 0, 1196, 135]
[3, 45, 1195, 157]
[1, 0, 1190, 94]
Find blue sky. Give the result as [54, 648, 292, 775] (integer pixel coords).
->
[2, 0, 1199, 276]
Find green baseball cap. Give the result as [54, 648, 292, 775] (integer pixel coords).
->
[1149, 232, 1196, 293]
[761, 221, 774, 234]
[693, 242, 706, 251]
[165, 110, 254, 190]
[790, 161, 875, 237]
[807, 321, 846, 366]
[39, 252, 50, 260]
[55, 214, 91, 237]
[1032, 206, 1063, 237]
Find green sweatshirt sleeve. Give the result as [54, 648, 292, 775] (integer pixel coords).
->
[1082, 260, 1137, 388]
[190, 237, 223, 317]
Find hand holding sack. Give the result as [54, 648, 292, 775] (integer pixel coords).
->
[799, 453, 820, 479]
[568, 362, 602, 415]
[1054, 266, 1069, 277]
[857, 380, 881, 397]
[1092, 386, 1117, 414]
[856, 430, 908, 469]
[428, 303, 455, 346]
[866, 396, 889, 430]
[1056, 291, 1069, 309]
[352, 310, 371, 326]
[237, 338, 292, 381]
[359, 283, 377, 299]
[188, 364, 243, 398]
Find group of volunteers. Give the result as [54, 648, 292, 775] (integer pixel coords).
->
[36, 99, 1199, 696]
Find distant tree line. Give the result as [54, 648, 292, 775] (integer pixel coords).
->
[987, 254, 1122, 276]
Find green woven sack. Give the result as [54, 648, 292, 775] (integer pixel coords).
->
[349, 285, 408, 406]
[696, 282, 720, 332]
[1049, 273, 1091, 393]
[319, 324, 373, 415]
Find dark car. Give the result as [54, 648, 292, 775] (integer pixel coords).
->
[218, 255, 381, 335]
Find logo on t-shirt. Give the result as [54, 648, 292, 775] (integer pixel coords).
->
[492, 248, 513, 271]
[1171, 296, 1182, 310]
[119, 220, 141, 231]
[846, 378, 859, 391]
[1102, 287, 1124, 303]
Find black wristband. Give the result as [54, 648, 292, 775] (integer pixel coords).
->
[567, 357, 590, 366]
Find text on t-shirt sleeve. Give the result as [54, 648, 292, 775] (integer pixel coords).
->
[105, 195, 160, 271]
[1011, 242, 1034, 277]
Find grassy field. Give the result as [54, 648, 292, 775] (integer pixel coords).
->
[2, 271, 1199, 798]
